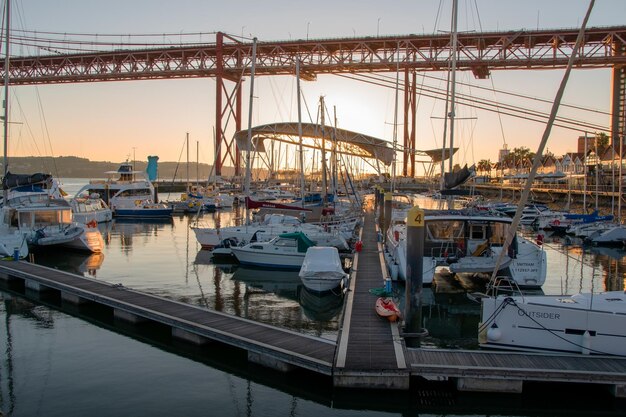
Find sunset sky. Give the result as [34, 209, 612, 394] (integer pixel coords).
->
[4, 0, 625, 176]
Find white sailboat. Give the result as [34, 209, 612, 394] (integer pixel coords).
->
[477, 1, 620, 356]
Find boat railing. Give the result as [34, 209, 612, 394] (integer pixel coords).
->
[486, 276, 525, 299]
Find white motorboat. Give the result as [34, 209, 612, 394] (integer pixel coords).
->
[479, 290, 626, 356]
[298, 246, 348, 292]
[1, 195, 104, 253]
[75, 160, 164, 218]
[230, 232, 314, 269]
[192, 213, 348, 251]
[585, 224, 626, 246]
[385, 208, 547, 288]
[70, 195, 112, 224]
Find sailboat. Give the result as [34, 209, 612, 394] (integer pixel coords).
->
[384, 0, 546, 288]
[476, 1, 626, 357]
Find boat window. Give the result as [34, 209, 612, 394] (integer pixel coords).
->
[33, 210, 58, 227]
[469, 224, 486, 240]
[426, 220, 464, 241]
[274, 238, 296, 247]
[250, 245, 264, 250]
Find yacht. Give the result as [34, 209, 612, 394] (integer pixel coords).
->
[385, 208, 547, 288]
[479, 290, 626, 356]
[75, 161, 170, 218]
[2, 194, 104, 252]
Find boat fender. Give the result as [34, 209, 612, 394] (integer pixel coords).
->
[486, 323, 502, 341]
[394, 230, 399, 242]
[355, 241, 363, 252]
[553, 219, 560, 226]
[87, 219, 97, 228]
[536, 234, 544, 245]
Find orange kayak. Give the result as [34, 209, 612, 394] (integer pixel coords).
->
[375, 297, 401, 322]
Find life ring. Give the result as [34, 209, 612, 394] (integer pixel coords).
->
[86, 219, 97, 228]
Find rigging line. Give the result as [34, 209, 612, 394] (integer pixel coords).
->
[10, 93, 45, 158]
[337, 72, 609, 132]
[34, 88, 58, 176]
[368, 69, 611, 117]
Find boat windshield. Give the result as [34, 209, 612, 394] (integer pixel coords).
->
[426, 220, 464, 241]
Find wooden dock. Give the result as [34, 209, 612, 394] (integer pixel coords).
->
[333, 209, 408, 389]
[0, 260, 335, 375]
[3, 206, 626, 395]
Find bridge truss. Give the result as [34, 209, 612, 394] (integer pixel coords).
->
[2, 27, 626, 176]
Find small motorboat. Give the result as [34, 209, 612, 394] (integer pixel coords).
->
[230, 231, 315, 269]
[299, 246, 347, 293]
[375, 297, 401, 322]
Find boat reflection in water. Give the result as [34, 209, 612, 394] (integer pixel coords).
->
[29, 249, 105, 277]
[201, 260, 343, 338]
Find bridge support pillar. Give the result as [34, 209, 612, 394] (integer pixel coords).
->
[611, 41, 625, 147]
[403, 67, 417, 178]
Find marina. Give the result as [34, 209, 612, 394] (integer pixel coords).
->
[1, 0, 626, 415]
[2, 194, 626, 399]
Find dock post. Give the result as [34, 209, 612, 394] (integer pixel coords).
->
[376, 187, 384, 228]
[382, 192, 392, 243]
[404, 206, 425, 347]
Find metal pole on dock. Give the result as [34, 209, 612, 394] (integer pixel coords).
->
[383, 192, 392, 243]
[405, 205, 425, 348]
[377, 187, 384, 228]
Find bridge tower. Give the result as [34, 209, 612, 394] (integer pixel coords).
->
[612, 41, 626, 147]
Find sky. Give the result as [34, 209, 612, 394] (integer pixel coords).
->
[4, 0, 626, 176]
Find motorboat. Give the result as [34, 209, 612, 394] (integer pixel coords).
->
[298, 246, 348, 292]
[1, 195, 104, 252]
[75, 160, 166, 218]
[385, 208, 547, 288]
[114, 202, 173, 219]
[192, 213, 349, 251]
[585, 225, 626, 246]
[230, 231, 315, 269]
[70, 194, 113, 224]
[479, 290, 626, 356]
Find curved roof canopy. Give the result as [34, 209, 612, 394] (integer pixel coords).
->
[234, 122, 395, 166]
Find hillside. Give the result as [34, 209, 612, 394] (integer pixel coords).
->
[3, 156, 238, 179]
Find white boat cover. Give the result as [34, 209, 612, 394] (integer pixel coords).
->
[299, 247, 344, 278]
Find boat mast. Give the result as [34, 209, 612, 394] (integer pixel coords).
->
[2, 0, 10, 204]
[320, 96, 328, 205]
[295, 58, 306, 207]
[244, 38, 257, 215]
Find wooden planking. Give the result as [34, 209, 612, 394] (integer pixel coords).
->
[336, 209, 405, 371]
[0, 260, 335, 373]
[408, 348, 626, 384]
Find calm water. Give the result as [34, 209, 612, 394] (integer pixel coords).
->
[1, 180, 625, 416]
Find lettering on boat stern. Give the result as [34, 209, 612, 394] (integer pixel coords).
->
[518, 309, 560, 320]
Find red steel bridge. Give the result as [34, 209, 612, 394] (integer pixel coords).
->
[2, 27, 626, 177]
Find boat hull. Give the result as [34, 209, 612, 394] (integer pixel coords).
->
[480, 292, 626, 356]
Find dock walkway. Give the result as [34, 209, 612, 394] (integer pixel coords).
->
[333, 208, 409, 389]
[0, 260, 335, 375]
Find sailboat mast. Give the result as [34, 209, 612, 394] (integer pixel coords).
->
[186, 132, 190, 192]
[3, 0, 10, 203]
[320, 96, 328, 204]
[244, 38, 257, 198]
[295, 59, 306, 207]
[447, 0, 459, 175]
